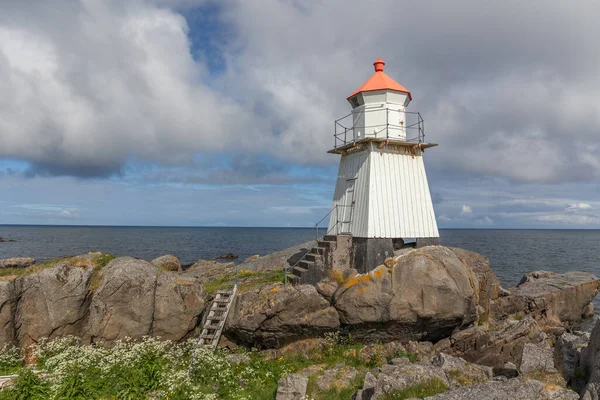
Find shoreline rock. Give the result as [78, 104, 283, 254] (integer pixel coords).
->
[0, 257, 36, 269]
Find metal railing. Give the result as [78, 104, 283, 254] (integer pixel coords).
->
[283, 204, 353, 285]
[334, 108, 425, 150]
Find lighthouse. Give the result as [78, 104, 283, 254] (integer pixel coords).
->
[327, 58, 439, 272]
[287, 58, 440, 285]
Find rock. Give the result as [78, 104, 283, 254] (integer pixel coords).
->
[273, 338, 327, 359]
[583, 303, 595, 318]
[405, 341, 434, 362]
[184, 260, 235, 283]
[554, 331, 590, 388]
[519, 271, 559, 285]
[315, 277, 339, 299]
[316, 364, 357, 391]
[493, 362, 519, 378]
[217, 253, 238, 260]
[275, 374, 308, 400]
[0, 237, 15, 243]
[582, 319, 600, 399]
[582, 382, 600, 400]
[84, 257, 158, 343]
[354, 358, 449, 400]
[450, 247, 501, 317]
[14, 263, 93, 348]
[151, 255, 181, 272]
[0, 258, 35, 269]
[236, 240, 316, 273]
[225, 283, 339, 348]
[433, 316, 548, 369]
[226, 353, 251, 365]
[519, 343, 556, 374]
[0, 281, 16, 345]
[495, 271, 600, 330]
[333, 246, 478, 342]
[426, 377, 579, 400]
[245, 254, 260, 262]
[151, 272, 206, 341]
[429, 353, 493, 388]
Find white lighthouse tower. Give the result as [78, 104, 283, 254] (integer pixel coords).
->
[327, 58, 439, 272]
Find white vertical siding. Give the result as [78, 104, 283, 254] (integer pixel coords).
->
[367, 146, 438, 238]
[328, 150, 370, 236]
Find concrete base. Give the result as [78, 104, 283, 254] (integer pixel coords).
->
[352, 237, 395, 274]
[416, 237, 440, 248]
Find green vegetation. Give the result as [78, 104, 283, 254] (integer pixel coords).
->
[391, 348, 416, 363]
[380, 378, 448, 400]
[0, 331, 395, 400]
[204, 269, 286, 296]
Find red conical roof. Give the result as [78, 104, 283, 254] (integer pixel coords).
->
[347, 58, 412, 101]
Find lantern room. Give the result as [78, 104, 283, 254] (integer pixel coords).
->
[341, 58, 416, 142]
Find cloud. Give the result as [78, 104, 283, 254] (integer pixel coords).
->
[1, 0, 600, 185]
[460, 205, 473, 217]
[567, 203, 592, 210]
[474, 216, 494, 226]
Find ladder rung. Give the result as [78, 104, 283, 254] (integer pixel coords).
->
[213, 299, 231, 303]
[217, 290, 233, 295]
[200, 334, 216, 339]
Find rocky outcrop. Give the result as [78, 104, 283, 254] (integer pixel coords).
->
[225, 283, 339, 348]
[0, 281, 16, 345]
[184, 260, 235, 283]
[427, 377, 578, 400]
[581, 319, 600, 399]
[237, 240, 316, 273]
[333, 246, 478, 342]
[554, 331, 590, 389]
[15, 263, 93, 348]
[519, 343, 556, 374]
[433, 316, 548, 369]
[0, 258, 35, 269]
[495, 271, 600, 332]
[151, 255, 181, 272]
[354, 357, 450, 400]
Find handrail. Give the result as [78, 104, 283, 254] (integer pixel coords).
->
[334, 108, 425, 149]
[283, 204, 353, 285]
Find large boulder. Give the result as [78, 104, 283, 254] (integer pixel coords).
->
[427, 377, 579, 400]
[554, 331, 590, 390]
[519, 343, 556, 374]
[225, 283, 339, 348]
[0, 258, 35, 269]
[151, 255, 181, 272]
[450, 247, 501, 317]
[84, 257, 159, 343]
[150, 272, 206, 341]
[275, 374, 308, 400]
[495, 271, 600, 331]
[14, 264, 93, 347]
[333, 246, 478, 342]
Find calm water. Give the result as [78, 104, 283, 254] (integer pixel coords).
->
[1, 226, 599, 289]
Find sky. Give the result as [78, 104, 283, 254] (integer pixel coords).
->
[1, 0, 600, 228]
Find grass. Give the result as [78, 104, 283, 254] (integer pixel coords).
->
[204, 269, 287, 296]
[380, 378, 448, 400]
[87, 253, 117, 290]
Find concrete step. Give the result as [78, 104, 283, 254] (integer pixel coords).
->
[298, 260, 314, 270]
[292, 266, 308, 277]
[311, 247, 327, 255]
[317, 240, 333, 249]
[304, 254, 319, 263]
[287, 274, 300, 285]
[323, 235, 337, 242]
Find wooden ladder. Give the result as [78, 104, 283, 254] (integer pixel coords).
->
[196, 285, 237, 350]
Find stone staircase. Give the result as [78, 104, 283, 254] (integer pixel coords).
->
[194, 286, 237, 350]
[288, 235, 351, 285]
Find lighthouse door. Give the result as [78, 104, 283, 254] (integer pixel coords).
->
[339, 178, 356, 234]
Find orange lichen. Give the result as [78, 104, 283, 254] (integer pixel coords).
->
[269, 286, 281, 293]
[344, 267, 386, 289]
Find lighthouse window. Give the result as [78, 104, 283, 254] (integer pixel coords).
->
[350, 96, 359, 108]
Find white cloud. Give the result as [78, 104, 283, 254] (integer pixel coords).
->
[567, 203, 592, 210]
[460, 205, 473, 216]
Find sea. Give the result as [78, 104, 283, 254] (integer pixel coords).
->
[1, 226, 599, 294]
